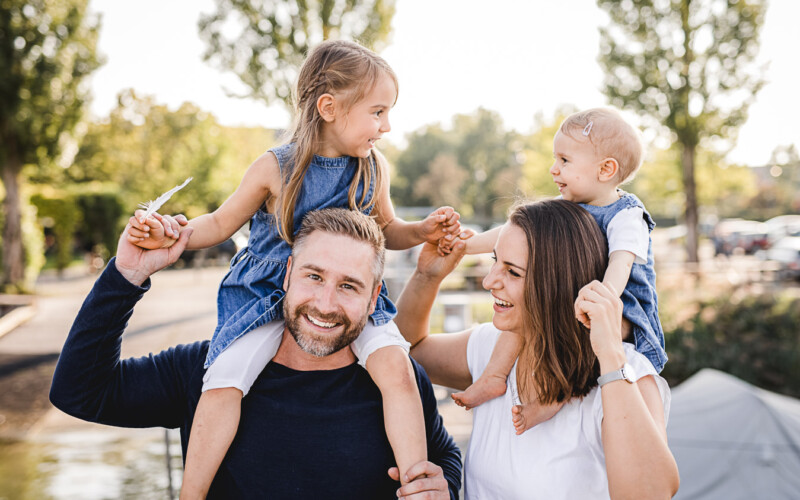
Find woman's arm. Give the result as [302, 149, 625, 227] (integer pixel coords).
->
[576, 281, 679, 500]
[395, 241, 474, 390]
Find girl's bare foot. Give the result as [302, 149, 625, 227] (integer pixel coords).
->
[451, 373, 507, 409]
[511, 400, 565, 435]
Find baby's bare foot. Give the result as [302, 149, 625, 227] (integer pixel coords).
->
[511, 401, 565, 435]
[451, 373, 507, 409]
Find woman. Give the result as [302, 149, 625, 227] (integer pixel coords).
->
[395, 199, 679, 499]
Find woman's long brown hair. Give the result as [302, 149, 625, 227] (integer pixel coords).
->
[510, 199, 608, 405]
[277, 40, 397, 243]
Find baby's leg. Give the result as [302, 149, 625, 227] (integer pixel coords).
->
[353, 321, 425, 485]
[182, 322, 283, 499]
[452, 330, 522, 409]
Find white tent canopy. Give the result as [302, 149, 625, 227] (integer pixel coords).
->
[667, 368, 800, 499]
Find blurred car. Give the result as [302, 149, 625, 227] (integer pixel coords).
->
[764, 215, 800, 245]
[176, 237, 239, 268]
[711, 219, 769, 256]
[762, 236, 800, 280]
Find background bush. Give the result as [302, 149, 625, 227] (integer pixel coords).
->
[662, 292, 800, 397]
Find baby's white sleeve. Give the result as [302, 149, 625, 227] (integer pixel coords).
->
[350, 320, 411, 369]
[606, 207, 650, 264]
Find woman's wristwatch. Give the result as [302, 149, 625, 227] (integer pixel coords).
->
[598, 363, 637, 387]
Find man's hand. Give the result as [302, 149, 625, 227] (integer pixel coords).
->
[388, 461, 449, 500]
[115, 223, 194, 286]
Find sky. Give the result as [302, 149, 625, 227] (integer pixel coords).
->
[88, 0, 800, 167]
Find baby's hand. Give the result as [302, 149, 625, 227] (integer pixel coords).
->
[419, 206, 461, 246]
[438, 226, 476, 256]
[127, 210, 188, 250]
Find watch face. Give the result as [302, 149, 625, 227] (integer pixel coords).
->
[622, 363, 637, 383]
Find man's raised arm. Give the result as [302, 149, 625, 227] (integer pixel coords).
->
[49, 225, 200, 428]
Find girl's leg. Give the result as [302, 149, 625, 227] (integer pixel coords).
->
[451, 330, 522, 409]
[181, 321, 284, 499]
[354, 321, 425, 485]
[182, 388, 242, 500]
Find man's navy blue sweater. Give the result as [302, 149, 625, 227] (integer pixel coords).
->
[49, 261, 462, 499]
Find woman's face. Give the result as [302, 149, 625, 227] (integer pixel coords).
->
[482, 223, 529, 334]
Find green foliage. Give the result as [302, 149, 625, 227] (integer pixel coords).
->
[0, 0, 102, 287]
[519, 109, 572, 200]
[597, 0, 767, 261]
[64, 90, 277, 220]
[30, 186, 124, 272]
[630, 145, 757, 221]
[30, 193, 81, 272]
[73, 187, 125, 259]
[662, 293, 800, 398]
[392, 109, 523, 222]
[198, 0, 396, 109]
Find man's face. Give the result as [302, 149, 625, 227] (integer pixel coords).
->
[282, 231, 381, 358]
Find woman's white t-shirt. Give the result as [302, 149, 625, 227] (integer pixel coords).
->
[464, 323, 671, 500]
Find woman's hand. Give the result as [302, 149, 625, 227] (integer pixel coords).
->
[416, 232, 469, 282]
[574, 280, 626, 369]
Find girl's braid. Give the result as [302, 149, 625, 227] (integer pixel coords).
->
[299, 72, 328, 105]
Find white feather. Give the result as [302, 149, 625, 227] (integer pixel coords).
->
[138, 177, 193, 221]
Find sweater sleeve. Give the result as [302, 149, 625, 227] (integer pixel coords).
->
[413, 358, 463, 499]
[49, 258, 206, 429]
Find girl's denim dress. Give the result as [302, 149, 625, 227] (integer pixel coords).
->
[204, 143, 396, 368]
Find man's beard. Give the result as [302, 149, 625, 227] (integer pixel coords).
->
[283, 301, 368, 357]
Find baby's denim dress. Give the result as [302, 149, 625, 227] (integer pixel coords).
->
[204, 143, 396, 368]
[580, 192, 668, 372]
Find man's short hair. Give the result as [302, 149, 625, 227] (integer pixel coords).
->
[293, 208, 386, 289]
[559, 107, 644, 184]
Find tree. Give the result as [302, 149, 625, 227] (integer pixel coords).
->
[392, 109, 522, 222]
[413, 154, 467, 209]
[597, 0, 766, 262]
[198, 0, 396, 109]
[67, 90, 278, 220]
[0, 0, 101, 289]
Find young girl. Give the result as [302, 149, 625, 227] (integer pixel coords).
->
[128, 40, 461, 499]
[453, 107, 667, 434]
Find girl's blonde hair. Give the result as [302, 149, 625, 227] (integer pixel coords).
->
[278, 39, 397, 243]
[510, 199, 607, 405]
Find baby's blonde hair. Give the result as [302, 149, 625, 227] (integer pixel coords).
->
[559, 108, 643, 184]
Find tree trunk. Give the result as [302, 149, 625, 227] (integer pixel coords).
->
[2, 153, 25, 289]
[681, 142, 699, 264]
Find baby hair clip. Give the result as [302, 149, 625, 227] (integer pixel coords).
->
[582, 121, 594, 136]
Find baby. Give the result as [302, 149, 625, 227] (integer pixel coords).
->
[456, 107, 667, 433]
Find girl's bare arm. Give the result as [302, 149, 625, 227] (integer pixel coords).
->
[182, 152, 281, 250]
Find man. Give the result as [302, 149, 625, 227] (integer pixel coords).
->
[49, 208, 461, 499]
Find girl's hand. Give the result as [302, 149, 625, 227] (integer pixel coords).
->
[418, 206, 461, 246]
[127, 211, 188, 250]
[153, 212, 188, 239]
[574, 281, 626, 364]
